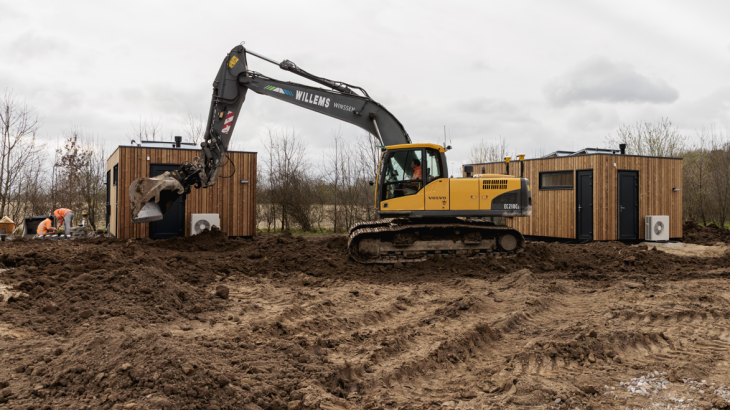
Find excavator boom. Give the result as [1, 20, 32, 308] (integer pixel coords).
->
[130, 45, 410, 222]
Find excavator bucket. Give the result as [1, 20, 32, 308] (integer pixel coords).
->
[129, 172, 186, 223]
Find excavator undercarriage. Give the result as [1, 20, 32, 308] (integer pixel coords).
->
[348, 218, 526, 264]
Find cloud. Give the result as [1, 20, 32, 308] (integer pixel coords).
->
[471, 60, 492, 71]
[566, 106, 620, 131]
[0, 4, 24, 23]
[5, 31, 68, 61]
[452, 98, 534, 123]
[544, 56, 679, 106]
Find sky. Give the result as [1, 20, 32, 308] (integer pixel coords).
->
[1, 0, 729, 167]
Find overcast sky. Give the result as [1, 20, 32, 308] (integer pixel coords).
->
[2, 0, 729, 166]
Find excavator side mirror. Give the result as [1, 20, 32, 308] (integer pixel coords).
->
[368, 181, 375, 186]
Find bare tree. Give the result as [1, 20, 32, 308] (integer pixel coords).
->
[681, 125, 730, 228]
[0, 89, 44, 221]
[53, 128, 107, 229]
[260, 127, 312, 231]
[532, 144, 547, 159]
[183, 112, 205, 145]
[468, 136, 510, 164]
[605, 117, 686, 157]
[17, 158, 49, 219]
[352, 133, 381, 222]
[704, 126, 730, 228]
[128, 116, 164, 143]
[324, 128, 345, 232]
[682, 133, 709, 225]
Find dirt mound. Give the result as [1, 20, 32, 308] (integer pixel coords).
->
[2, 233, 730, 409]
[0, 243, 226, 337]
[150, 229, 239, 252]
[683, 220, 730, 246]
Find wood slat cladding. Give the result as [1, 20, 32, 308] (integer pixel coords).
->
[107, 146, 257, 239]
[464, 154, 682, 240]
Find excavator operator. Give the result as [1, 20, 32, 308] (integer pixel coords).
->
[410, 159, 422, 180]
[404, 159, 422, 193]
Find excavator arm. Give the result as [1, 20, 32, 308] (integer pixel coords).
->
[130, 45, 410, 222]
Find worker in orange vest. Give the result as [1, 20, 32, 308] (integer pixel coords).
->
[36, 217, 56, 237]
[53, 208, 74, 239]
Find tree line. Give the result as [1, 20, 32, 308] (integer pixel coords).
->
[605, 118, 730, 229]
[0, 90, 108, 231]
[257, 127, 380, 233]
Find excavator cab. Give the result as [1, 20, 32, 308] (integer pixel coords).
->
[382, 149, 423, 199]
[376, 144, 449, 214]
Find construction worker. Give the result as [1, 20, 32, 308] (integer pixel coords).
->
[36, 217, 56, 237]
[53, 208, 74, 239]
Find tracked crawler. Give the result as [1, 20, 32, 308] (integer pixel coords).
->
[349, 218, 526, 264]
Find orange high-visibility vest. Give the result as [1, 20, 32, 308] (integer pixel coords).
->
[54, 209, 72, 224]
[37, 218, 53, 236]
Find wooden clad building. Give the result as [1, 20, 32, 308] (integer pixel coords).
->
[463, 150, 682, 240]
[106, 142, 257, 239]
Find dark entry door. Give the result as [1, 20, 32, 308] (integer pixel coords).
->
[576, 170, 593, 240]
[149, 164, 185, 239]
[618, 171, 639, 240]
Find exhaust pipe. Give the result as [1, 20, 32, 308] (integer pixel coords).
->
[619, 143, 626, 155]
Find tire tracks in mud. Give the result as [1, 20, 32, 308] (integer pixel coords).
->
[208, 259, 730, 408]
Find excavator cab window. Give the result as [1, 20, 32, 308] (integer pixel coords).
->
[425, 149, 443, 182]
[383, 149, 423, 199]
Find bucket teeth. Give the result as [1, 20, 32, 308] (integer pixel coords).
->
[129, 172, 186, 222]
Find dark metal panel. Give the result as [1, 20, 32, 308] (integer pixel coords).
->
[149, 164, 186, 239]
[576, 170, 593, 240]
[618, 170, 639, 240]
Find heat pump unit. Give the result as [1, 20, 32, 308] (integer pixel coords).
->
[191, 213, 220, 235]
[645, 215, 669, 242]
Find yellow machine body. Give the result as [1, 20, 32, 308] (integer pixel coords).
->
[380, 177, 526, 212]
[375, 143, 531, 218]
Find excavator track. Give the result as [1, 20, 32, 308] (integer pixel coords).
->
[348, 218, 526, 264]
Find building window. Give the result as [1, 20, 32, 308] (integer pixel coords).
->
[113, 165, 118, 186]
[539, 171, 573, 190]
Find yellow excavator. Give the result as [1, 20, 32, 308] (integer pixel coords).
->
[129, 45, 531, 264]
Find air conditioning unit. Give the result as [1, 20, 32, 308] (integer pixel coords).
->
[191, 213, 220, 235]
[645, 215, 669, 242]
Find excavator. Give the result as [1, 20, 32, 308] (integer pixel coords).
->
[129, 45, 532, 264]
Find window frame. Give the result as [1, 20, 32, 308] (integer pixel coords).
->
[381, 148, 425, 200]
[425, 148, 444, 183]
[539, 170, 574, 190]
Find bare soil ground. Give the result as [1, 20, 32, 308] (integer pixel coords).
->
[1, 226, 730, 410]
